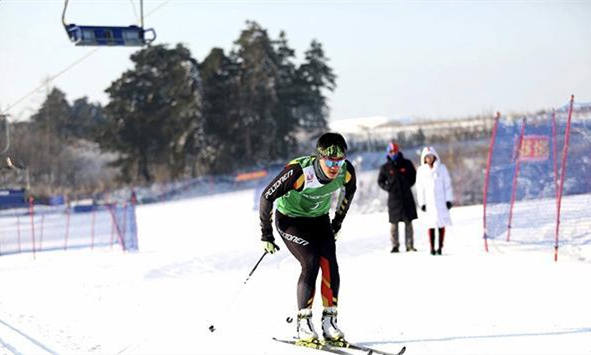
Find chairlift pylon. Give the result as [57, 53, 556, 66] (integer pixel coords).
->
[62, 0, 156, 47]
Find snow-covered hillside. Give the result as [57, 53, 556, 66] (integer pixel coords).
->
[0, 189, 589, 355]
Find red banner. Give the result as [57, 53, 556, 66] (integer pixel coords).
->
[519, 135, 550, 162]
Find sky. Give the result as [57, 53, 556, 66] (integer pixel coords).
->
[0, 185, 590, 354]
[1, 0, 590, 123]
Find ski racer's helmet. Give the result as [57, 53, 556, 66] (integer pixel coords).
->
[316, 132, 347, 159]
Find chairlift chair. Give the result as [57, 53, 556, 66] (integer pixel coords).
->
[62, 0, 156, 47]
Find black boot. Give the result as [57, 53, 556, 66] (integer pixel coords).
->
[391, 246, 399, 253]
[437, 228, 445, 255]
[429, 229, 435, 255]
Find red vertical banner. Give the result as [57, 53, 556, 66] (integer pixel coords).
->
[554, 95, 575, 262]
[28, 196, 36, 259]
[507, 118, 526, 242]
[483, 112, 500, 252]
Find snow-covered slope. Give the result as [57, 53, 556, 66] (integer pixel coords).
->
[0, 189, 589, 355]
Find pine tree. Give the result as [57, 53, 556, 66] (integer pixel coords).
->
[29, 87, 72, 187]
[200, 47, 241, 174]
[272, 31, 299, 160]
[103, 44, 203, 182]
[70, 97, 106, 141]
[30, 87, 72, 141]
[296, 40, 336, 136]
[231, 20, 280, 165]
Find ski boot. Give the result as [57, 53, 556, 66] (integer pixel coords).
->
[296, 308, 319, 343]
[321, 306, 345, 344]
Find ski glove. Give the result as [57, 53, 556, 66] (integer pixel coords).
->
[446, 201, 453, 210]
[263, 241, 280, 254]
[421, 205, 426, 212]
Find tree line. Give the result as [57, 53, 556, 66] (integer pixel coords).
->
[2, 21, 336, 197]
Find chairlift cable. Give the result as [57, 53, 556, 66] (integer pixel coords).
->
[145, 0, 172, 18]
[63, 0, 144, 27]
[62, 0, 69, 27]
[1, 49, 99, 116]
[1, 0, 170, 117]
[140, 0, 144, 29]
[129, 0, 140, 25]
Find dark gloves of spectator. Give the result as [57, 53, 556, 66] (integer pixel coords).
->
[381, 179, 393, 192]
[421, 205, 426, 212]
[446, 201, 453, 210]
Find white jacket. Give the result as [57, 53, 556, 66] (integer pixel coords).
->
[416, 146, 453, 228]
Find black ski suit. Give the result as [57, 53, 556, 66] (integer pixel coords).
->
[259, 157, 357, 309]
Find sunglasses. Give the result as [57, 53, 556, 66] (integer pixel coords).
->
[322, 157, 345, 168]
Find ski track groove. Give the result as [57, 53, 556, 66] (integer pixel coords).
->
[0, 336, 21, 355]
[0, 318, 58, 355]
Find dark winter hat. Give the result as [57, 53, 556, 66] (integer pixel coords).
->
[316, 132, 347, 158]
[386, 141, 400, 159]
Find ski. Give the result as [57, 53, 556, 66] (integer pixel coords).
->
[273, 337, 405, 355]
[272, 337, 355, 355]
[325, 338, 406, 355]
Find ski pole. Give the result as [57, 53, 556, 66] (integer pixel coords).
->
[208, 250, 268, 333]
[243, 250, 268, 285]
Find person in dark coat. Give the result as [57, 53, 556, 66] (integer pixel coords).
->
[377, 141, 418, 252]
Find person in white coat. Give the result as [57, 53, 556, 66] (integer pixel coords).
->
[416, 146, 453, 255]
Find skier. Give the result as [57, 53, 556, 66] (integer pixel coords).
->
[377, 141, 418, 253]
[415, 146, 453, 255]
[259, 132, 357, 343]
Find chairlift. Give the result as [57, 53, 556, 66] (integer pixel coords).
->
[62, 0, 156, 47]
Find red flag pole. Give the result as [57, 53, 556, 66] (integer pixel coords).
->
[482, 112, 500, 252]
[28, 196, 36, 259]
[554, 95, 575, 262]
